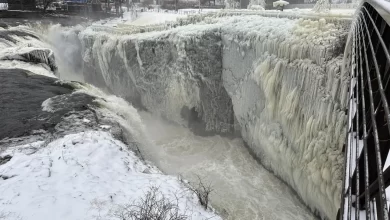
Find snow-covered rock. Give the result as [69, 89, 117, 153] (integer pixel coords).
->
[0, 26, 58, 78]
[0, 47, 57, 72]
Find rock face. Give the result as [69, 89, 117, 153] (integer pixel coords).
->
[79, 15, 350, 219]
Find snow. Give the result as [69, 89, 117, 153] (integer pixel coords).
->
[273, 0, 290, 7]
[130, 12, 186, 26]
[83, 8, 355, 37]
[179, 9, 220, 13]
[0, 60, 56, 78]
[0, 3, 8, 10]
[247, 0, 265, 9]
[344, 132, 363, 191]
[248, 5, 265, 10]
[0, 131, 220, 220]
[92, 11, 185, 28]
[384, 146, 390, 210]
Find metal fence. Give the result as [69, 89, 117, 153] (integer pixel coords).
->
[340, 0, 390, 219]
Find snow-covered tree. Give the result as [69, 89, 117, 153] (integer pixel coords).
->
[247, 0, 265, 9]
[312, 0, 331, 12]
[224, 0, 240, 9]
[273, 0, 289, 11]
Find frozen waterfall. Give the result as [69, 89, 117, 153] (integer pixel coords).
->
[50, 13, 350, 219]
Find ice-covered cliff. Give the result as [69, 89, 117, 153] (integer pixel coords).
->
[78, 14, 350, 219]
[221, 17, 349, 219]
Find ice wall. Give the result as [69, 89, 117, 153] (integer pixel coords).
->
[221, 17, 349, 219]
[80, 25, 235, 134]
[79, 15, 350, 219]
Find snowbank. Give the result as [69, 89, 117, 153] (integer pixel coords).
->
[0, 131, 220, 220]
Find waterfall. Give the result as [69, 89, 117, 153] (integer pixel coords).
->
[65, 14, 348, 219]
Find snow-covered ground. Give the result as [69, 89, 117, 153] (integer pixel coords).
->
[0, 131, 220, 220]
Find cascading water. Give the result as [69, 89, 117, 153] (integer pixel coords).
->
[139, 111, 316, 219]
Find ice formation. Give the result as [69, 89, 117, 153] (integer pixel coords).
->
[77, 13, 350, 219]
[0, 26, 58, 77]
[222, 17, 349, 219]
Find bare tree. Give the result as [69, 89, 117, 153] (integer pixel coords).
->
[112, 186, 188, 220]
[188, 175, 213, 210]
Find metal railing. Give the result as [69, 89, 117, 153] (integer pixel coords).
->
[340, 0, 390, 219]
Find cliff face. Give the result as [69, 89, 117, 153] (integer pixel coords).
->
[79, 15, 350, 219]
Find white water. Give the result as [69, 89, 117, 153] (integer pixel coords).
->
[139, 112, 317, 220]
